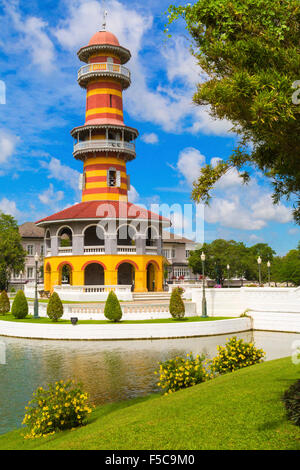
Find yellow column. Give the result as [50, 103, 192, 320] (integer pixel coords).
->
[135, 269, 147, 292]
[73, 270, 84, 286]
[105, 269, 118, 286]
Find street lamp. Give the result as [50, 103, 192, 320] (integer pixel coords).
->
[34, 253, 39, 319]
[267, 261, 271, 287]
[201, 252, 208, 317]
[227, 264, 230, 288]
[257, 256, 262, 286]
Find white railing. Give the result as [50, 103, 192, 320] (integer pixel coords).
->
[74, 140, 135, 153]
[78, 62, 130, 80]
[54, 285, 132, 293]
[145, 246, 158, 255]
[58, 247, 72, 254]
[117, 246, 136, 254]
[84, 246, 105, 254]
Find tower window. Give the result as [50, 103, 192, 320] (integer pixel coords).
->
[109, 94, 112, 107]
[108, 169, 117, 187]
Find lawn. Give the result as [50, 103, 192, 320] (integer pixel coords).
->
[0, 314, 231, 324]
[0, 357, 299, 450]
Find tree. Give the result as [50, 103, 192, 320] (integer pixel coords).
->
[11, 290, 28, 319]
[47, 292, 64, 322]
[0, 213, 26, 291]
[104, 291, 123, 322]
[169, 287, 185, 319]
[166, 0, 300, 221]
[0, 290, 10, 315]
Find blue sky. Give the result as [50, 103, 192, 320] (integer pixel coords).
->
[0, 0, 299, 255]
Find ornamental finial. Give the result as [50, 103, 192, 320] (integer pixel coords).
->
[101, 8, 108, 31]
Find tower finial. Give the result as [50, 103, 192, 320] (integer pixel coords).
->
[101, 8, 108, 31]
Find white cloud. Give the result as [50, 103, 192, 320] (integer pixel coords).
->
[288, 227, 299, 235]
[5, 2, 55, 73]
[177, 147, 206, 186]
[251, 195, 293, 224]
[0, 130, 18, 164]
[39, 184, 64, 206]
[0, 197, 21, 218]
[40, 158, 81, 191]
[141, 133, 159, 144]
[128, 185, 139, 203]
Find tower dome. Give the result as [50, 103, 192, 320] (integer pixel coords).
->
[88, 30, 120, 47]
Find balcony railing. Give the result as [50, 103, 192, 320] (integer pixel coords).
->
[78, 62, 131, 87]
[117, 246, 136, 254]
[145, 246, 158, 255]
[84, 246, 105, 254]
[58, 247, 72, 255]
[74, 139, 135, 156]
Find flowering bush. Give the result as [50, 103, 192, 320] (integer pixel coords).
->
[156, 353, 208, 395]
[211, 337, 265, 375]
[22, 380, 93, 439]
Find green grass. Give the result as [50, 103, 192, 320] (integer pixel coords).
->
[0, 314, 231, 325]
[0, 357, 299, 450]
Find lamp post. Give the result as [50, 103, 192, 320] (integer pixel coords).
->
[267, 261, 271, 287]
[201, 252, 208, 317]
[227, 264, 230, 288]
[34, 253, 39, 319]
[257, 256, 262, 286]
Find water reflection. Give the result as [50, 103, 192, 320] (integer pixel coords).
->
[0, 331, 299, 435]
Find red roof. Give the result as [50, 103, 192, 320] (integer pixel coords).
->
[88, 31, 120, 47]
[36, 201, 170, 225]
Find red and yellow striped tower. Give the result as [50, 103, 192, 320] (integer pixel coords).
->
[71, 28, 138, 203]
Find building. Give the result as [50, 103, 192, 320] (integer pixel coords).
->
[35, 27, 170, 293]
[162, 232, 199, 282]
[9, 222, 44, 288]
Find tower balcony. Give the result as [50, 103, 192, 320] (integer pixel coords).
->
[73, 139, 136, 160]
[78, 62, 131, 89]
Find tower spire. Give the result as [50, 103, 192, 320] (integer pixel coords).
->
[101, 4, 108, 31]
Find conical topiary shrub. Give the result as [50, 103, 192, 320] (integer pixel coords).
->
[11, 290, 28, 319]
[0, 290, 10, 315]
[47, 292, 64, 322]
[104, 291, 123, 322]
[169, 287, 185, 319]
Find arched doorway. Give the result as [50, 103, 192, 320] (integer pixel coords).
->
[58, 263, 73, 285]
[117, 262, 135, 287]
[84, 263, 104, 286]
[45, 263, 51, 292]
[147, 263, 156, 291]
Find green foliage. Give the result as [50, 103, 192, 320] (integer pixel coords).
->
[10, 287, 16, 293]
[0, 213, 26, 291]
[0, 290, 10, 315]
[166, 0, 300, 222]
[283, 379, 300, 427]
[211, 337, 265, 375]
[22, 380, 93, 439]
[47, 292, 63, 322]
[169, 287, 185, 319]
[156, 353, 207, 395]
[104, 291, 122, 322]
[11, 290, 28, 319]
[188, 239, 276, 284]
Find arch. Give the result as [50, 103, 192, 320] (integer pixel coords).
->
[117, 223, 137, 246]
[81, 260, 107, 271]
[83, 224, 105, 246]
[117, 261, 136, 287]
[57, 261, 74, 272]
[115, 259, 139, 271]
[45, 262, 51, 272]
[44, 262, 51, 292]
[84, 262, 104, 286]
[147, 263, 156, 292]
[56, 225, 74, 237]
[57, 225, 73, 249]
[57, 262, 73, 286]
[146, 259, 160, 270]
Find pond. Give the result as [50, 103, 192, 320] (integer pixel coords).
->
[0, 331, 299, 435]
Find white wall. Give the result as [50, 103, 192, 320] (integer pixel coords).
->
[192, 287, 300, 317]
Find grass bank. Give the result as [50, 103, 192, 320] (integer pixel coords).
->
[0, 314, 231, 325]
[0, 357, 299, 450]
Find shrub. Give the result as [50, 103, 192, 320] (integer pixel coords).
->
[11, 290, 28, 319]
[22, 379, 93, 439]
[169, 287, 185, 319]
[283, 379, 300, 427]
[156, 353, 207, 395]
[47, 292, 63, 322]
[10, 287, 16, 293]
[104, 291, 122, 322]
[0, 290, 10, 315]
[211, 336, 265, 375]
